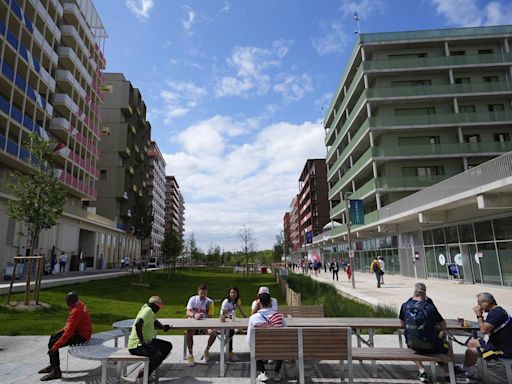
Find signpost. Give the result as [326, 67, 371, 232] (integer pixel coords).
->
[345, 194, 364, 289]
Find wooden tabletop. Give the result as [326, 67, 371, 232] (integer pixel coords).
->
[113, 317, 477, 331]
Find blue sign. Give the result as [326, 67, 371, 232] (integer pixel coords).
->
[305, 231, 313, 244]
[349, 199, 365, 225]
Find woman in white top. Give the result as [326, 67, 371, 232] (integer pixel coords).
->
[250, 286, 278, 315]
[220, 287, 248, 360]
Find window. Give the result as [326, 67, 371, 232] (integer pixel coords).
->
[459, 105, 476, 113]
[395, 107, 436, 116]
[391, 79, 432, 87]
[429, 136, 440, 144]
[402, 166, 444, 177]
[488, 104, 504, 112]
[494, 133, 511, 142]
[464, 134, 480, 143]
[100, 170, 107, 180]
[478, 49, 493, 54]
[398, 136, 439, 145]
[454, 77, 470, 84]
[450, 50, 466, 56]
[388, 52, 427, 59]
[483, 76, 499, 83]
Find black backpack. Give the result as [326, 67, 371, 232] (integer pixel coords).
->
[404, 300, 438, 351]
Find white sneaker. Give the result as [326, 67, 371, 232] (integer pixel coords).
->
[256, 372, 270, 382]
[187, 354, 195, 367]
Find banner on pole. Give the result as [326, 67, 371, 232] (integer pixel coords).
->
[349, 199, 365, 225]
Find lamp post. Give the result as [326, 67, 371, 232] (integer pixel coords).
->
[345, 192, 356, 289]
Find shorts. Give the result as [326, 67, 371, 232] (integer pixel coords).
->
[478, 338, 506, 360]
[187, 329, 217, 335]
[412, 340, 450, 355]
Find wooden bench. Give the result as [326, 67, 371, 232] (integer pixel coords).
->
[67, 330, 150, 384]
[478, 357, 512, 382]
[279, 305, 325, 318]
[250, 327, 353, 384]
[352, 347, 456, 384]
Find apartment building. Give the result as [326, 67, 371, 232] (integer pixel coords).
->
[317, 25, 512, 286]
[92, 72, 151, 235]
[298, 159, 329, 245]
[283, 212, 291, 255]
[148, 141, 166, 257]
[0, 0, 139, 271]
[164, 175, 185, 242]
[289, 195, 301, 252]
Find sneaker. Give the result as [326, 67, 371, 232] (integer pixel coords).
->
[38, 366, 53, 374]
[202, 350, 210, 362]
[274, 371, 282, 382]
[229, 352, 239, 361]
[187, 354, 195, 367]
[40, 369, 62, 381]
[418, 371, 429, 383]
[256, 371, 270, 382]
[464, 372, 477, 383]
[453, 365, 465, 375]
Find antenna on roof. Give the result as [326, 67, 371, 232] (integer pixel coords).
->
[354, 12, 361, 34]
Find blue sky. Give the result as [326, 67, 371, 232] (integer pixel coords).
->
[93, 0, 512, 252]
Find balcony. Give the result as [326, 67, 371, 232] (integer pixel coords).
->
[328, 147, 373, 196]
[326, 89, 367, 147]
[369, 111, 512, 130]
[119, 147, 131, 158]
[367, 82, 512, 99]
[53, 93, 79, 115]
[363, 53, 512, 72]
[329, 179, 378, 215]
[327, 120, 370, 169]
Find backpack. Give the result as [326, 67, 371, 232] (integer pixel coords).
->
[372, 261, 380, 273]
[403, 300, 438, 351]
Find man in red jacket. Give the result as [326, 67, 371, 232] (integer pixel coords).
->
[39, 292, 92, 381]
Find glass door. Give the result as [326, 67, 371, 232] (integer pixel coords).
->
[448, 245, 464, 280]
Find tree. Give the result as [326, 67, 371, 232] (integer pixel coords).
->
[7, 133, 67, 305]
[129, 194, 153, 284]
[186, 232, 203, 266]
[273, 230, 285, 263]
[161, 229, 183, 277]
[238, 225, 256, 277]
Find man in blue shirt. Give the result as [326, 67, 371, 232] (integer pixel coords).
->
[461, 292, 512, 382]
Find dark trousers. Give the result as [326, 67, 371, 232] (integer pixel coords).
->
[229, 329, 235, 352]
[332, 270, 339, 281]
[48, 330, 87, 368]
[375, 272, 381, 287]
[59, 262, 66, 273]
[257, 359, 283, 373]
[129, 338, 173, 375]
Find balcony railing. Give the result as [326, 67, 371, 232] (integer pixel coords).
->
[326, 89, 367, 146]
[327, 119, 370, 168]
[373, 141, 512, 157]
[328, 147, 373, 195]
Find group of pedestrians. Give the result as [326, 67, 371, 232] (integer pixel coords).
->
[400, 283, 512, 383]
[38, 285, 285, 383]
[370, 256, 386, 287]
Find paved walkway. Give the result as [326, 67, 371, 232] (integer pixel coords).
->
[302, 268, 512, 320]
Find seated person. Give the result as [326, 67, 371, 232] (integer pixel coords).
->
[250, 286, 278, 315]
[38, 292, 92, 381]
[247, 292, 286, 382]
[128, 296, 172, 383]
[399, 287, 455, 383]
[186, 284, 216, 366]
[460, 292, 512, 383]
[220, 287, 248, 360]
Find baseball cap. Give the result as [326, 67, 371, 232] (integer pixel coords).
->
[148, 296, 164, 308]
[258, 286, 270, 294]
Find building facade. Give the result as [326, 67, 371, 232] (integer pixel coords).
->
[148, 141, 166, 257]
[283, 212, 291, 256]
[316, 25, 512, 287]
[298, 159, 329, 245]
[164, 175, 185, 242]
[0, 0, 140, 271]
[92, 72, 151, 233]
[289, 195, 301, 252]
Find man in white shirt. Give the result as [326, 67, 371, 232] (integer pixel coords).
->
[378, 257, 386, 285]
[185, 284, 217, 367]
[247, 292, 286, 382]
[59, 252, 68, 273]
[250, 286, 278, 315]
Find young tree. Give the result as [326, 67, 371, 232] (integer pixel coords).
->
[238, 225, 256, 277]
[130, 194, 153, 284]
[7, 133, 67, 305]
[273, 230, 285, 263]
[161, 229, 183, 277]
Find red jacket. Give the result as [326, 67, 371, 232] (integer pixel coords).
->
[52, 301, 92, 350]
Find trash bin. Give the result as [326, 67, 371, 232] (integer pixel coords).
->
[261, 267, 267, 274]
[79, 262, 86, 272]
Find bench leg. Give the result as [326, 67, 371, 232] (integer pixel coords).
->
[250, 356, 256, 384]
[347, 357, 354, 384]
[183, 333, 187, 360]
[340, 359, 345, 383]
[143, 360, 149, 384]
[298, 356, 305, 384]
[447, 362, 456, 384]
[101, 361, 107, 384]
[369, 329, 376, 377]
[430, 361, 437, 383]
[397, 330, 404, 348]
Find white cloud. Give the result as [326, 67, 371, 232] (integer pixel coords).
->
[182, 5, 196, 32]
[312, 22, 351, 56]
[163, 117, 325, 250]
[215, 40, 294, 98]
[220, 2, 231, 13]
[126, 0, 154, 20]
[273, 74, 314, 102]
[430, 0, 512, 27]
[155, 81, 207, 123]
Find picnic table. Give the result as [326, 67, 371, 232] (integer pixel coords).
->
[113, 317, 477, 377]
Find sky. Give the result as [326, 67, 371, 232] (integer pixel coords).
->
[93, 0, 512, 252]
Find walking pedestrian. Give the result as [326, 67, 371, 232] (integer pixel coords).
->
[370, 257, 382, 288]
[378, 257, 386, 285]
[330, 259, 339, 281]
[59, 252, 68, 273]
[346, 263, 352, 281]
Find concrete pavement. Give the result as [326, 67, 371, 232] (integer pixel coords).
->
[304, 267, 512, 320]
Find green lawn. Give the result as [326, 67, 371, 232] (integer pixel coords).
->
[0, 269, 280, 335]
